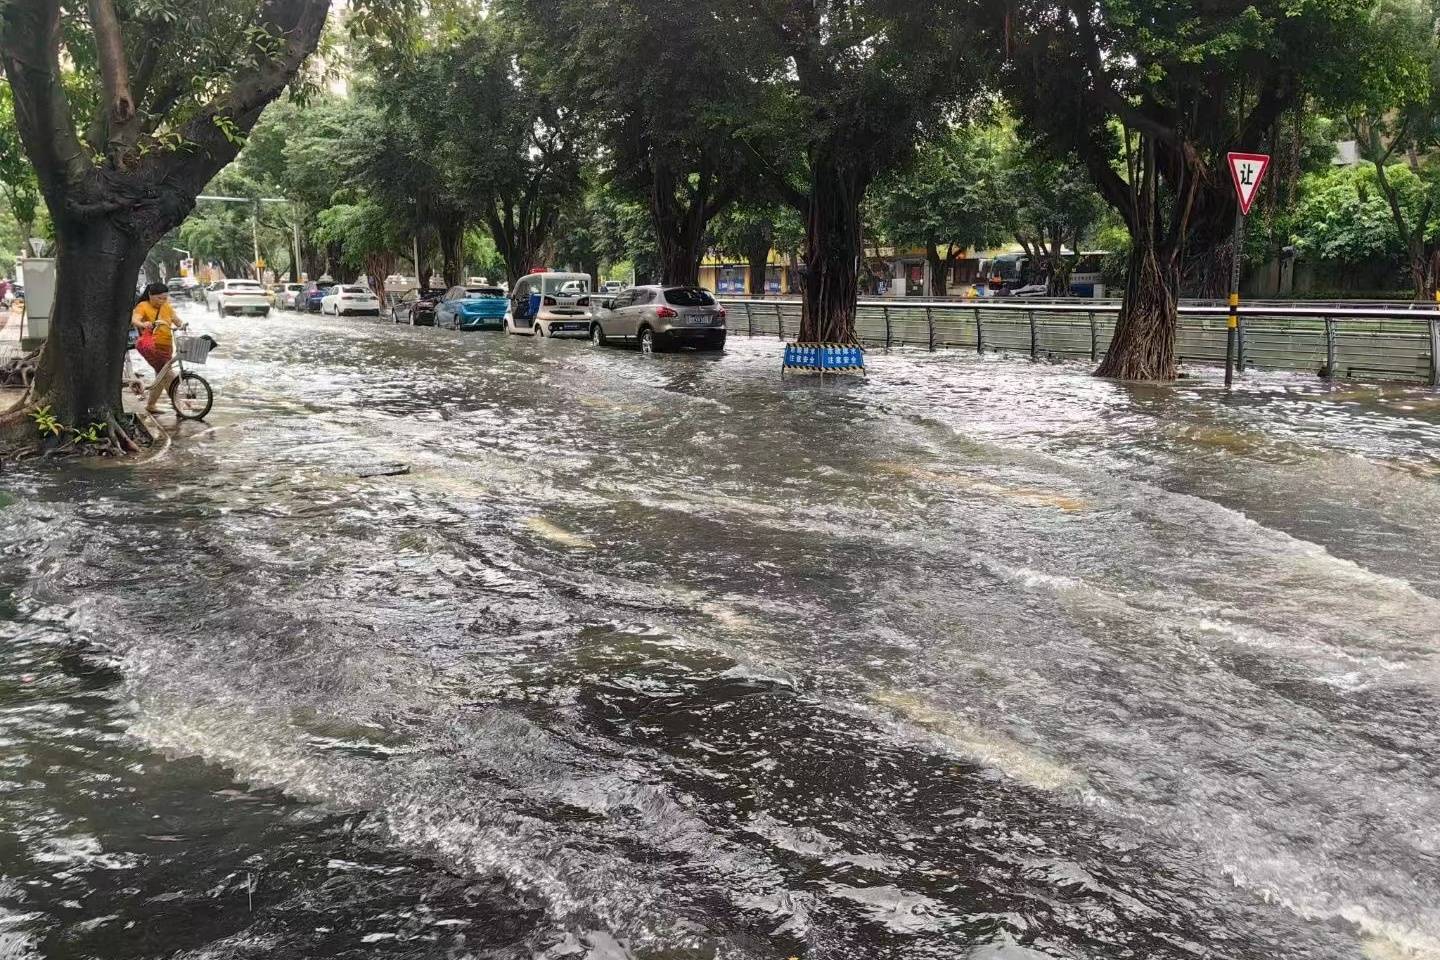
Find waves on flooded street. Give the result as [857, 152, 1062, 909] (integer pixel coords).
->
[2, 308, 1439, 958]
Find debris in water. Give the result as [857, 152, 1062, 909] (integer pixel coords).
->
[356, 463, 411, 478]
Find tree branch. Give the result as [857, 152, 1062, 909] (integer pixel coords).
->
[155, 0, 331, 199]
[87, 0, 137, 159]
[0, 0, 92, 199]
[737, 136, 808, 213]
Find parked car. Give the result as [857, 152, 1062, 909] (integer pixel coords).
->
[436, 285, 508, 330]
[206, 279, 271, 317]
[278, 282, 307, 309]
[166, 277, 188, 295]
[305, 284, 333, 313]
[504, 272, 592, 338]
[591, 284, 726, 353]
[390, 287, 446, 325]
[599, 280, 626, 295]
[321, 284, 383, 317]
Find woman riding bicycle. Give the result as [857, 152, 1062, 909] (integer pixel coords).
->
[132, 281, 185, 414]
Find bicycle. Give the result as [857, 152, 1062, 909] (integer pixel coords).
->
[124, 329, 218, 421]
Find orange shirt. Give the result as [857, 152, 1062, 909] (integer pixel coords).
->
[133, 300, 179, 351]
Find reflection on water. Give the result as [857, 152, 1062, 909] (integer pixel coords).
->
[2, 308, 1439, 958]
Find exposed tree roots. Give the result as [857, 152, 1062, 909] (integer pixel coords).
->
[0, 350, 41, 389]
[1, 398, 156, 462]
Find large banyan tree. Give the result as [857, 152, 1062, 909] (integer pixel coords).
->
[995, 0, 1379, 380]
[735, 0, 987, 344]
[0, 0, 370, 437]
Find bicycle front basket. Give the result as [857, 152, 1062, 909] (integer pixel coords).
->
[174, 335, 211, 365]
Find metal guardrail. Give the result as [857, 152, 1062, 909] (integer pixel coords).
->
[718, 297, 1440, 384]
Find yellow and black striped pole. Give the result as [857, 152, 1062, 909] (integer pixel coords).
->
[1225, 207, 1245, 389]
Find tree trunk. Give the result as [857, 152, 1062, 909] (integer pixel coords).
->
[746, 230, 772, 295]
[28, 217, 145, 426]
[1096, 240, 1179, 380]
[798, 158, 867, 343]
[652, 204, 706, 287]
[438, 219, 464, 287]
[925, 242, 949, 298]
[1408, 243, 1438, 301]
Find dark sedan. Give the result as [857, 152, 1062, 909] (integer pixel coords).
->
[390, 287, 446, 326]
[305, 284, 333, 314]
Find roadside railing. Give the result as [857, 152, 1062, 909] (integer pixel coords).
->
[717, 297, 1440, 384]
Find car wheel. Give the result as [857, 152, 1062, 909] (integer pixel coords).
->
[534, 323, 544, 338]
[261, 310, 270, 319]
[590, 323, 606, 347]
[639, 326, 655, 355]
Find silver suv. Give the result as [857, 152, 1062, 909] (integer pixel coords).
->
[591, 285, 726, 353]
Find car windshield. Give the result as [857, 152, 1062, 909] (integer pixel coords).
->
[664, 288, 715, 307]
[543, 276, 590, 296]
[465, 287, 505, 298]
[230, 282, 262, 290]
[341, 286, 367, 294]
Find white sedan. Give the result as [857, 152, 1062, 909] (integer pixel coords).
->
[321, 284, 383, 317]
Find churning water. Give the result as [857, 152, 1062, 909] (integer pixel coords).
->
[2, 306, 1438, 959]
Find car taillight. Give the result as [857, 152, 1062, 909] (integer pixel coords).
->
[576, 297, 589, 307]
[543, 296, 556, 306]
[655, 306, 678, 318]
[716, 307, 727, 319]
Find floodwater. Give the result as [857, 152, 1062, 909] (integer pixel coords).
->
[2, 304, 1439, 959]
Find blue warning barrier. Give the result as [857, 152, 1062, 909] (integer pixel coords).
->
[782, 342, 866, 377]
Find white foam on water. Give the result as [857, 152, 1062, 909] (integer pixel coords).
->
[526, 517, 594, 550]
[868, 690, 1086, 794]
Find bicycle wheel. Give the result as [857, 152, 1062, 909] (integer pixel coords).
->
[169, 371, 213, 421]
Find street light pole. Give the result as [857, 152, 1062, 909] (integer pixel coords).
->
[251, 199, 262, 281]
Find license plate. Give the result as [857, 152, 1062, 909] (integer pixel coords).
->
[685, 314, 710, 325]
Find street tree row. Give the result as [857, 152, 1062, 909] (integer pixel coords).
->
[0, 0, 1433, 445]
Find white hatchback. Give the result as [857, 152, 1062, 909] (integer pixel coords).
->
[321, 284, 383, 317]
[206, 279, 271, 317]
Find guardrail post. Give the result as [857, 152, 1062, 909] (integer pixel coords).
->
[883, 306, 892, 349]
[1431, 316, 1440, 385]
[1028, 310, 1038, 360]
[926, 306, 935, 351]
[1324, 315, 1335, 379]
[1088, 311, 1098, 362]
[975, 308, 983, 354]
[775, 303, 784, 341]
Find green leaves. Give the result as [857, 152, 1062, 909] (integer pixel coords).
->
[1290, 162, 1437, 263]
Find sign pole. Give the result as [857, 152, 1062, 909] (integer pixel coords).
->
[1226, 208, 1244, 389]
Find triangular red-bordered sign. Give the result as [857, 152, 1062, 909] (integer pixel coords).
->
[1228, 152, 1271, 216]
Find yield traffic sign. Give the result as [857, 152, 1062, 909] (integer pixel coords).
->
[1228, 152, 1271, 216]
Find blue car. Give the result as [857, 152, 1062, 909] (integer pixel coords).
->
[305, 284, 333, 313]
[435, 285, 508, 330]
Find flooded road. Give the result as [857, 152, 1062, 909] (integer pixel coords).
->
[2, 306, 1439, 959]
